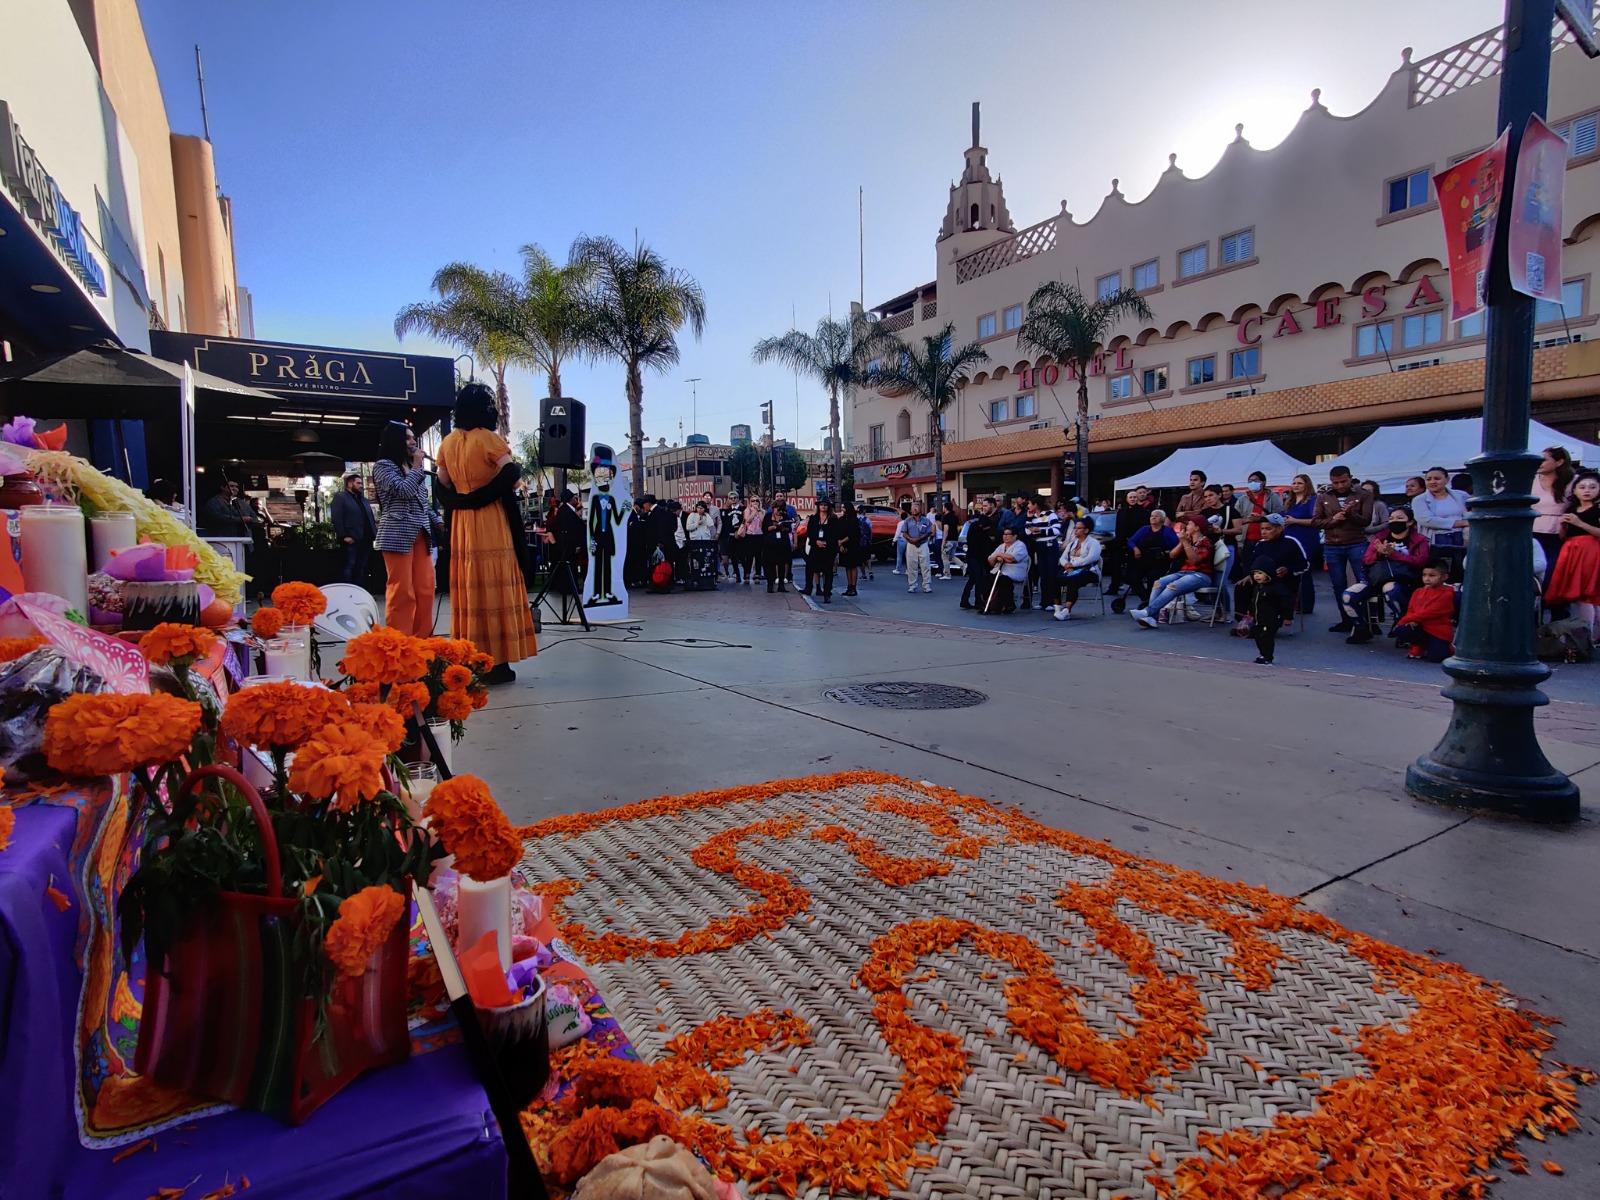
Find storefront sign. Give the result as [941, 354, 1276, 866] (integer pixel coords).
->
[1434, 127, 1509, 321]
[0, 100, 108, 297]
[1509, 114, 1566, 302]
[151, 332, 456, 405]
[855, 454, 934, 485]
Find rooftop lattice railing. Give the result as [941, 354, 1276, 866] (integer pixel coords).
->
[953, 216, 1058, 285]
[1409, 3, 1594, 106]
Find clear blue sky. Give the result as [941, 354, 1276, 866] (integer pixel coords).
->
[136, 0, 1502, 454]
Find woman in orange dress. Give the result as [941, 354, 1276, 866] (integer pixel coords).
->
[436, 383, 536, 683]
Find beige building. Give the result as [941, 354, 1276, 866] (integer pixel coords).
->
[66, 0, 246, 337]
[849, 17, 1600, 506]
[643, 438, 834, 509]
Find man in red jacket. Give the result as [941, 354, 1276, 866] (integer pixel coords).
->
[1392, 559, 1458, 661]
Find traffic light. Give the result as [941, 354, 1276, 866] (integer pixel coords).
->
[759, 401, 772, 426]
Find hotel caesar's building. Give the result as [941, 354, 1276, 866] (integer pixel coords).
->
[846, 17, 1600, 508]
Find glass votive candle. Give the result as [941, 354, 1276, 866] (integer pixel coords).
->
[402, 761, 438, 824]
[240, 673, 291, 689]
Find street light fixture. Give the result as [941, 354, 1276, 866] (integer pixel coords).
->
[1406, 0, 1584, 821]
[685, 377, 702, 438]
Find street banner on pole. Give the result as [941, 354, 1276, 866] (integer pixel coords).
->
[1508, 114, 1567, 302]
[1434, 127, 1509, 321]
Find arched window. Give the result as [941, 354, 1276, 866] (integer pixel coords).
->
[896, 409, 912, 440]
[969, 203, 980, 228]
[989, 203, 996, 222]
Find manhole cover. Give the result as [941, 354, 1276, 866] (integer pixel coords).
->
[822, 681, 987, 710]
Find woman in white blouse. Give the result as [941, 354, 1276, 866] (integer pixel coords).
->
[1411, 466, 1469, 547]
[1052, 518, 1104, 620]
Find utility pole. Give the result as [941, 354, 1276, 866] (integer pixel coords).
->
[685, 377, 701, 437]
[1407, 0, 1590, 820]
[194, 46, 212, 142]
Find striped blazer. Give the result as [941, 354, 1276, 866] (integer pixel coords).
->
[372, 458, 434, 552]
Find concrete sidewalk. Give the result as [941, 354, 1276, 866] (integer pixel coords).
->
[457, 587, 1599, 1195]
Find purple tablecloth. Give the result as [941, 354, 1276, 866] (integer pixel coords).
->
[0, 802, 509, 1200]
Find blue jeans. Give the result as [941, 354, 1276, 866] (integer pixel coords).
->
[1324, 543, 1367, 608]
[895, 538, 906, 572]
[342, 540, 370, 585]
[1146, 571, 1207, 615]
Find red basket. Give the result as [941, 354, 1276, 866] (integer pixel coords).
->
[133, 764, 412, 1124]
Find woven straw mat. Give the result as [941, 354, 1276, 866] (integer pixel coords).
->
[517, 776, 1416, 1199]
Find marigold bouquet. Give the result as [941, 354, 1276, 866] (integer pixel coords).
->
[335, 629, 491, 742]
[76, 668, 441, 1004]
[423, 774, 522, 881]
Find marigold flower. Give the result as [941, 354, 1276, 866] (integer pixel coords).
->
[346, 702, 407, 755]
[138, 622, 219, 666]
[441, 664, 472, 691]
[434, 688, 473, 721]
[221, 682, 349, 750]
[423, 636, 478, 665]
[470, 652, 493, 673]
[341, 680, 380, 704]
[288, 723, 387, 811]
[386, 681, 430, 716]
[250, 607, 285, 639]
[44, 693, 202, 777]
[270, 581, 326, 625]
[339, 626, 430, 684]
[0, 804, 14, 851]
[0, 635, 47, 664]
[470, 688, 488, 711]
[424, 774, 522, 881]
[323, 884, 405, 976]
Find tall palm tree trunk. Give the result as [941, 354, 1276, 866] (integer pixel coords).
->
[932, 414, 944, 505]
[490, 361, 511, 440]
[627, 362, 645, 495]
[828, 381, 842, 497]
[547, 365, 563, 399]
[1075, 369, 1091, 502]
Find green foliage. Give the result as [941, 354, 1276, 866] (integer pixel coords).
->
[575, 235, 706, 491]
[727, 443, 808, 497]
[1017, 281, 1154, 376]
[282, 521, 340, 552]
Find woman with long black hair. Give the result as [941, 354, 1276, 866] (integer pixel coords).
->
[761, 501, 792, 594]
[372, 421, 435, 637]
[434, 382, 536, 683]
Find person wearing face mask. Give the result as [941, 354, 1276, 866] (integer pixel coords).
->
[1339, 507, 1431, 643]
[1232, 470, 1284, 575]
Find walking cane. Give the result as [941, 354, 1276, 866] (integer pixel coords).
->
[984, 569, 1003, 614]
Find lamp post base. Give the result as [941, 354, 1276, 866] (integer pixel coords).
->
[1406, 664, 1580, 821]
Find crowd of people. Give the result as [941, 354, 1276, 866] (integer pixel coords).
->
[909, 447, 1597, 667]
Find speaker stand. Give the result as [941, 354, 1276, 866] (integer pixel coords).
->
[532, 558, 591, 631]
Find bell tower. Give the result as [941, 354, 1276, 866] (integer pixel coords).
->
[938, 101, 1015, 246]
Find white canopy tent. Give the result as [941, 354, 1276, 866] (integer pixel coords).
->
[1318, 418, 1600, 492]
[1114, 440, 1314, 491]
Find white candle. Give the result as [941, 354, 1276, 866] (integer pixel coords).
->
[426, 719, 454, 772]
[456, 874, 512, 971]
[20, 505, 88, 617]
[89, 512, 137, 571]
[262, 637, 310, 680]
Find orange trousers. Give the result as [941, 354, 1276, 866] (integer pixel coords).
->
[383, 535, 436, 638]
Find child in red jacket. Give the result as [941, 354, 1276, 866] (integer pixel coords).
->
[1392, 558, 1458, 662]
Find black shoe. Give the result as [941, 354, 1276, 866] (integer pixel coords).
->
[778, 584, 788, 593]
[1110, 597, 1126, 614]
[1346, 628, 1374, 645]
[844, 588, 857, 597]
[1328, 621, 1353, 633]
[1254, 655, 1274, 665]
[821, 594, 831, 603]
[485, 663, 517, 685]
[959, 601, 973, 610]
[767, 585, 775, 593]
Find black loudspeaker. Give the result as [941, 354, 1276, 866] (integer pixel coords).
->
[540, 397, 586, 468]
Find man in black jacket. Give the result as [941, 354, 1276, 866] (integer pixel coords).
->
[330, 473, 377, 585]
[960, 498, 1000, 610]
[1109, 486, 1154, 600]
[543, 490, 586, 593]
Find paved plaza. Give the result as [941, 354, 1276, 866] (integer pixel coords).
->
[454, 581, 1600, 1196]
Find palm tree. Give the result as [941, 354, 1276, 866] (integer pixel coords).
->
[505, 242, 596, 401]
[751, 313, 895, 493]
[864, 323, 988, 496]
[1017, 280, 1153, 499]
[394, 264, 523, 437]
[575, 235, 706, 494]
